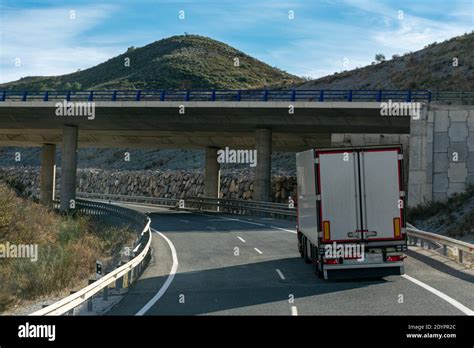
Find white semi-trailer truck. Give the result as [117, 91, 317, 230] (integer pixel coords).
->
[296, 145, 407, 280]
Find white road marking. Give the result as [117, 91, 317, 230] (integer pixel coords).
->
[136, 228, 179, 316]
[207, 226, 216, 231]
[291, 306, 298, 316]
[237, 236, 246, 243]
[179, 219, 190, 223]
[270, 226, 297, 234]
[254, 248, 263, 254]
[276, 269, 286, 280]
[402, 274, 474, 316]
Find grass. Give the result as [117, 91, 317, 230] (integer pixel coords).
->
[0, 184, 135, 312]
[407, 185, 474, 221]
[407, 185, 474, 238]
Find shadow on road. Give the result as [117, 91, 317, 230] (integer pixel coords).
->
[147, 211, 295, 233]
[109, 256, 388, 315]
[406, 249, 474, 283]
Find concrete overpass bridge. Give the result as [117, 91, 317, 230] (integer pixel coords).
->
[0, 89, 433, 210]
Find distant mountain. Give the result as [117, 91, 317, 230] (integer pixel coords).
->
[0, 34, 302, 91]
[298, 32, 474, 91]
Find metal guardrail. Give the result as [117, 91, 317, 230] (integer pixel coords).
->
[185, 196, 296, 217]
[30, 199, 152, 316]
[0, 89, 432, 103]
[75, 192, 295, 217]
[76, 192, 179, 207]
[406, 224, 474, 267]
[2, 89, 474, 104]
[431, 91, 474, 104]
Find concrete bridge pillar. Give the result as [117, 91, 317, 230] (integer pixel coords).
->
[60, 125, 78, 212]
[40, 143, 56, 207]
[204, 146, 220, 198]
[254, 128, 272, 202]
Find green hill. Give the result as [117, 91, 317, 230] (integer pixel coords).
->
[0, 34, 302, 91]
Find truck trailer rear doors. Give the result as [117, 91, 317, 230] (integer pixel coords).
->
[315, 147, 404, 243]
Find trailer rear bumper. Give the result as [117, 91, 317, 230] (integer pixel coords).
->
[323, 261, 403, 270]
[323, 262, 404, 280]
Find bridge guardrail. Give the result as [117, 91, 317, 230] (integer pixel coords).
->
[0, 89, 432, 103]
[30, 199, 152, 316]
[3, 89, 474, 104]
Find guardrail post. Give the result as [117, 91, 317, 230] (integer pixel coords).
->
[88, 90, 94, 101]
[116, 270, 123, 290]
[103, 284, 109, 301]
[442, 245, 448, 256]
[22, 91, 28, 101]
[237, 90, 241, 101]
[459, 250, 464, 263]
[406, 90, 412, 102]
[263, 89, 268, 101]
[66, 90, 71, 101]
[112, 91, 117, 101]
[185, 90, 190, 101]
[420, 239, 424, 248]
[427, 90, 432, 103]
[87, 279, 95, 311]
[68, 291, 77, 315]
[1, 91, 5, 101]
[211, 89, 216, 101]
[128, 268, 133, 285]
[291, 89, 296, 102]
[376, 90, 382, 102]
[319, 90, 324, 102]
[43, 91, 49, 101]
[135, 90, 141, 101]
[347, 90, 353, 102]
[160, 90, 166, 101]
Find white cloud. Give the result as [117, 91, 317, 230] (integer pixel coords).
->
[0, 4, 123, 83]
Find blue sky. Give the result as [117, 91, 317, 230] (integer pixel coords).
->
[0, 0, 473, 83]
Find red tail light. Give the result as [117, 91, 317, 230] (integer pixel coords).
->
[323, 259, 339, 264]
[387, 255, 405, 262]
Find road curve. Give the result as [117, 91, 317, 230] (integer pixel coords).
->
[107, 204, 474, 316]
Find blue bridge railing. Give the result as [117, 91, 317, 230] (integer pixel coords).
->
[0, 89, 432, 103]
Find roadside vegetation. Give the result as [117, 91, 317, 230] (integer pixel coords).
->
[408, 185, 474, 240]
[0, 183, 135, 313]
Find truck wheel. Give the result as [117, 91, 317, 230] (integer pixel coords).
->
[302, 236, 311, 264]
[315, 261, 323, 279]
[317, 268, 324, 279]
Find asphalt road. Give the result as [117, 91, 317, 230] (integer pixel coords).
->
[108, 205, 474, 316]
